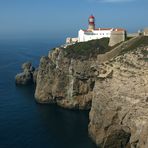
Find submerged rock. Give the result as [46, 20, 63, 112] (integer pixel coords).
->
[15, 62, 36, 85]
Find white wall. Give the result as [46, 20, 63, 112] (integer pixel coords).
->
[78, 29, 112, 42]
[93, 30, 112, 38]
[78, 30, 85, 42]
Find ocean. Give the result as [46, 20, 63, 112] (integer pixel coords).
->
[0, 38, 97, 148]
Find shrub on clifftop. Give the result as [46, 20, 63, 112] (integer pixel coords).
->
[64, 38, 110, 59]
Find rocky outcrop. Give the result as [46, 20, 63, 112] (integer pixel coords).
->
[35, 37, 148, 147]
[15, 36, 148, 147]
[15, 62, 36, 85]
[35, 48, 97, 109]
[89, 46, 148, 147]
[34, 36, 142, 109]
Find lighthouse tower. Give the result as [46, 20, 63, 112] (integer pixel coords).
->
[88, 15, 95, 30]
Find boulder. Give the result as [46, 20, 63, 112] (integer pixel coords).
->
[15, 62, 36, 85]
[15, 72, 33, 85]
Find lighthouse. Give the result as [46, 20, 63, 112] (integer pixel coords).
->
[66, 15, 126, 44]
[88, 15, 95, 30]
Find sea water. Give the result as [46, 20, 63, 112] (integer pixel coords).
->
[0, 38, 97, 148]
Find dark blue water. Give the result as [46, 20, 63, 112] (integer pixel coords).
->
[0, 39, 96, 148]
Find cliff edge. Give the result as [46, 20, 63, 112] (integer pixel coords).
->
[89, 43, 148, 147]
[16, 36, 148, 147]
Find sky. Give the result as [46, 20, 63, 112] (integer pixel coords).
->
[0, 0, 148, 41]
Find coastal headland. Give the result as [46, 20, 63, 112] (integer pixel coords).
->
[15, 14, 148, 148]
[15, 33, 148, 147]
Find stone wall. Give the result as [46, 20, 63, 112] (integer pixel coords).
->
[144, 28, 148, 36]
[109, 31, 126, 46]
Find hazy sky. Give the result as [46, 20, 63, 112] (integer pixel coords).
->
[0, 0, 147, 40]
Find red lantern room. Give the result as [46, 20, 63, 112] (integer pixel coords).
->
[88, 15, 95, 30]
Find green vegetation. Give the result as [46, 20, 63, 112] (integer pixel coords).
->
[143, 58, 148, 62]
[135, 36, 148, 47]
[64, 38, 110, 59]
[126, 36, 133, 41]
[141, 48, 148, 62]
[141, 49, 148, 57]
[121, 36, 148, 54]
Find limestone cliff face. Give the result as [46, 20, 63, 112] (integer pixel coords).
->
[35, 48, 97, 109]
[34, 37, 148, 147]
[89, 46, 148, 147]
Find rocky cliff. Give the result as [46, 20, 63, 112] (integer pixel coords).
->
[35, 47, 97, 109]
[16, 36, 148, 147]
[35, 38, 111, 109]
[89, 45, 148, 147]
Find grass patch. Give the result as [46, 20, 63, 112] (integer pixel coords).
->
[141, 49, 148, 62]
[64, 38, 110, 59]
[141, 49, 148, 56]
[126, 36, 133, 41]
[143, 58, 148, 62]
[121, 36, 148, 54]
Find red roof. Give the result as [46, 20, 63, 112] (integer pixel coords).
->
[82, 28, 125, 32]
[94, 28, 112, 30]
[89, 15, 95, 19]
[113, 28, 125, 31]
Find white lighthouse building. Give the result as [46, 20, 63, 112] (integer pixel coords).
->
[78, 15, 125, 42]
[66, 15, 126, 46]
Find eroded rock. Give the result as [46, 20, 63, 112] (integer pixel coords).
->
[35, 48, 97, 109]
[89, 47, 148, 147]
[15, 39, 148, 147]
[15, 62, 36, 85]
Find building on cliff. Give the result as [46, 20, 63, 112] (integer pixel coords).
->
[66, 15, 126, 46]
[144, 28, 148, 36]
